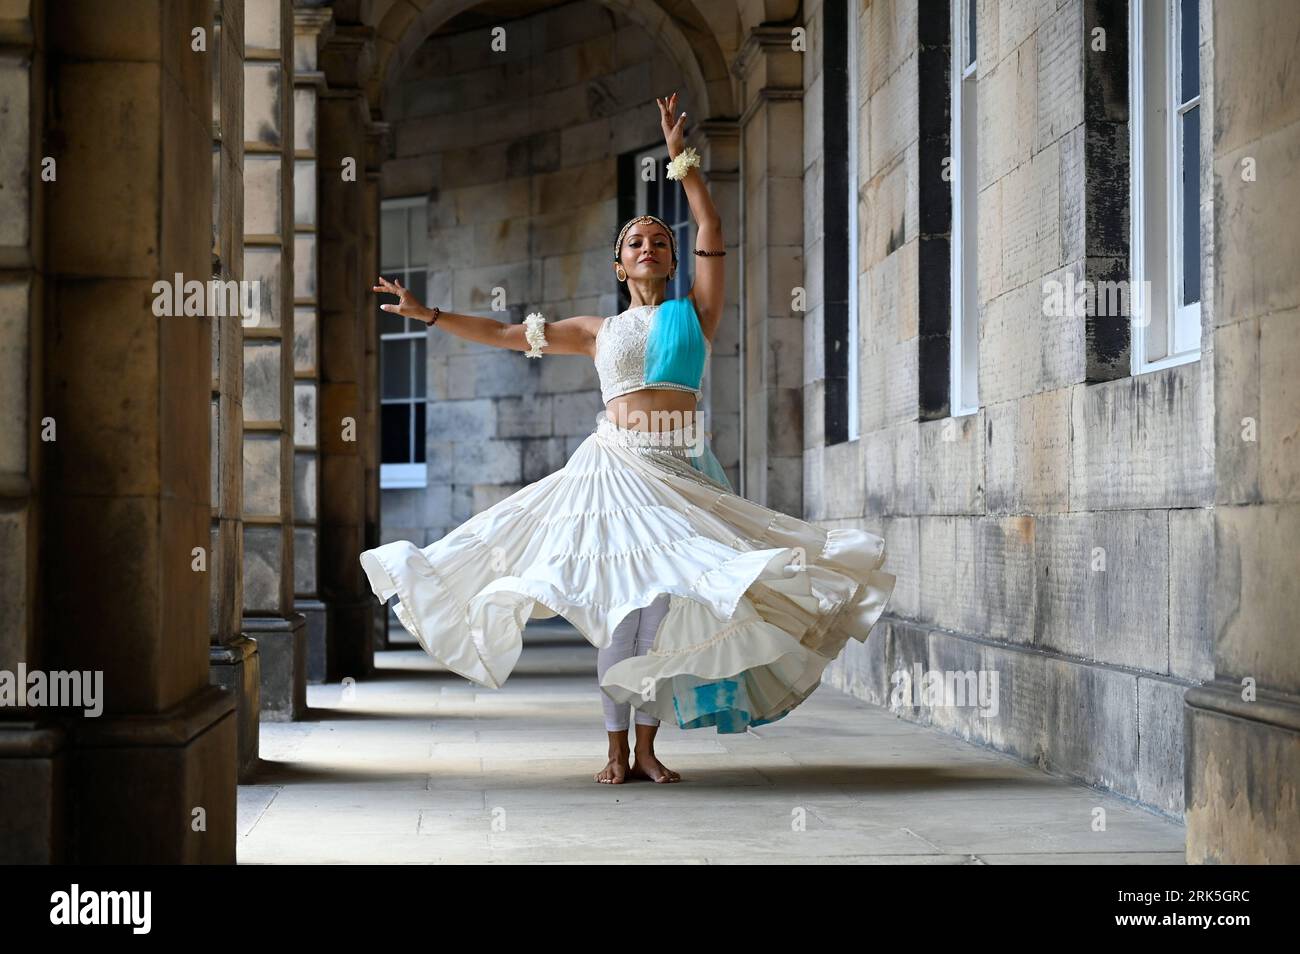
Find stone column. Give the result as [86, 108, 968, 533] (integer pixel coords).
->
[207, 0, 261, 781]
[9, 0, 236, 863]
[317, 25, 376, 681]
[0, 0, 55, 863]
[1185, 0, 1300, 863]
[731, 26, 805, 511]
[363, 120, 387, 650]
[242, 0, 305, 720]
[292, 5, 332, 682]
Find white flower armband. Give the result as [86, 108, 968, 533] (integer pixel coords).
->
[666, 145, 701, 181]
[522, 312, 548, 358]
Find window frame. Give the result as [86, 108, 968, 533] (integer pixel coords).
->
[379, 196, 429, 490]
[949, 0, 980, 417]
[1130, 0, 1202, 375]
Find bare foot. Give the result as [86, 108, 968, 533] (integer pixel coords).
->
[595, 750, 630, 784]
[628, 748, 681, 783]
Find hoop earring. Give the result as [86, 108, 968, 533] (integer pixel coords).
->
[616, 266, 627, 282]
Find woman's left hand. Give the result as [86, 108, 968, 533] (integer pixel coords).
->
[657, 92, 686, 158]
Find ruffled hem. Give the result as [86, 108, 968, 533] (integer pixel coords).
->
[597, 529, 894, 732]
[359, 425, 897, 733]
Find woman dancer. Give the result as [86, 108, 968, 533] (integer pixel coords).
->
[365, 93, 895, 784]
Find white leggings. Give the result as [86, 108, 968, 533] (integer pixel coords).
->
[596, 593, 671, 731]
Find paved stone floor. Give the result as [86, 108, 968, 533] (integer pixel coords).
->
[237, 620, 1187, 864]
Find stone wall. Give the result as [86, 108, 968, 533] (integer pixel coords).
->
[805, 0, 1218, 819]
[1185, 0, 1300, 863]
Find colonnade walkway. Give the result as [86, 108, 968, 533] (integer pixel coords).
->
[237, 621, 1187, 864]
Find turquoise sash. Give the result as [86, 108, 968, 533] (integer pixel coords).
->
[643, 297, 707, 393]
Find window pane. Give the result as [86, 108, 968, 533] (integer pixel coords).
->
[413, 402, 426, 464]
[381, 208, 406, 270]
[1180, 0, 1199, 104]
[646, 173, 660, 217]
[967, 0, 977, 67]
[380, 307, 406, 336]
[381, 403, 410, 464]
[382, 338, 411, 398]
[408, 203, 429, 267]
[413, 336, 426, 395]
[406, 269, 427, 310]
[1181, 104, 1201, 304]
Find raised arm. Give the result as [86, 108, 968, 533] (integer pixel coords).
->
[658, 92, 724, 343]
[374, 275, 603, 357]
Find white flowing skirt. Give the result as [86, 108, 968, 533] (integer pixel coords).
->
[359, 415, 896, 734]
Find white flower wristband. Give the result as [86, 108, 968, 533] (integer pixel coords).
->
[666, 145, 701, 181]
[523, 312, 548, 357]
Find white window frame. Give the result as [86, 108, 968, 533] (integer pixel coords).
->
[380, 196, 428, 490]
[847, 0, 860, 441]
[1130, 0, 1202, 375]
[635, 142, 694, 301]
[950, 0, 980, 417]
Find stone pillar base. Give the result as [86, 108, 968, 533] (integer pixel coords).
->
[209, 635, 261, 780]
[296, 598, 329, 684]
[0, 722, 68, 863]
[1184, 682, 1300, 863]
[72, 685, 236, 863]
[243, 613, 308, 722]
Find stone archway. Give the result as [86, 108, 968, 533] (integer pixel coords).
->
[372, 0, 743, 123]
[325, 0, 808, 512]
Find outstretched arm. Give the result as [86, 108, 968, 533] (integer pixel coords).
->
[373, 276, 601, 356]
[658, 92, 724, 343]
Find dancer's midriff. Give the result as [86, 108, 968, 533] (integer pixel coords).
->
[604, 388, 701, 432]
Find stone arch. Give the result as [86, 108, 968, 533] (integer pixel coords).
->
[363, 0, 750, 518]
[371, 0, 740, 123]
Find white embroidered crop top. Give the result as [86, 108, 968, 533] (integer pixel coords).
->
[593, 300, 712, 405]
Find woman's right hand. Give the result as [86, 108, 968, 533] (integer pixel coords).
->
[373, 275, 435, 324]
